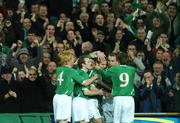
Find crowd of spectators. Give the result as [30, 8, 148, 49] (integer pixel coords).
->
[0, 0, 180, 115]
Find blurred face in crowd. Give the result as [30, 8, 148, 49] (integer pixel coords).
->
[39, 5, 48, 17]
[59, 13, 67, 22]
[17, 40, 23, 49]
[43, 52, 51, 65]
[123, 2, 132, 14]
[140, 0, 148, 10]
[23, 18, 32, 30]
[81, 41, 92, 53]
[147, 3, 154, 13]
[137, 27, 146, 41]
[159, 33, 168, 44]
[0, 13, 4, 22]
[42, 44, 51, 53]
[19, 54, 28, 63]
[153, 63, 163, 76]
[1, 73, 12, 82]
[46, 25, 55, 36]
[162, 52, 171, 66]
[47, 62, 57, 73]
[97, 33, 105, 42]
[67, 30, 75, 41]
[137, 51, 145, 61]
[31, 4, 39, 14]
[101, 3, 109, 14]
[107, 13, 115, 24]
[28, 69, 37, 81]
[17, 70, 25, 82]
[153, 17, 160, 28]
[115, 30, 123, 41]
[156, 49, 164, 61]
[127, 45, 137, 55]
[136, 18, 144, 28]
[96, 14, 104, 26]
[28, 33, 36, 43]
[7, 9, 14, 17]
[80, 0, 88, 8]
[80, 12, 89, 23]
[65, 21, 74, 31]
[144, 72, 153, 85]
[168, 5, 177, 17]
[174, 73, 180, 85]
[56, 43, 64, 53]
[108, 55, 119, 67]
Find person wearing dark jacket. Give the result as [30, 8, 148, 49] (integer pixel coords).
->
[0, 65, 21, 113]
[139, 70, 164, 112]
[20, 67, 44, 113]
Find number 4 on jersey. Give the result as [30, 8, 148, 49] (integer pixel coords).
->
[57, 72, 64, 85]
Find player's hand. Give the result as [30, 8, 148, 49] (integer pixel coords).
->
[98, 89, 105, 95]
[105, 92, 113, 99]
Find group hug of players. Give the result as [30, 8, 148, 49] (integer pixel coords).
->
[53, 50, 136, 123]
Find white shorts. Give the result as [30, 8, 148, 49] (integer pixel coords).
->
[72, 97, 89, 122]
[113, 96, 134, 123]
[88, 99, 101, 119]
[53, 94, 72, 122]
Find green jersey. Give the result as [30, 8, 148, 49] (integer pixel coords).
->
[55, 66, 86, 96]
[74, 69, 90, 99]
[102, 65, 135, 96]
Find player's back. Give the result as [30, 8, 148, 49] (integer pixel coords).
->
[107, 65, 136, 97]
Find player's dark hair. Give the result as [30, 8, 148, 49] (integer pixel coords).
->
[108, 53, 120, 63]
[119, 52, 136, 67]
[78, 55, 87, 68]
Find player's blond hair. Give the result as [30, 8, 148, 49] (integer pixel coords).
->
[58, 50, 75, 66]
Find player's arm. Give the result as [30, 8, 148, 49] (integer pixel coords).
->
[96, 80, 112, 91]
[83, 88, 104, 96]
[72, 69, 98, 86]
[82, 74, 98, 86]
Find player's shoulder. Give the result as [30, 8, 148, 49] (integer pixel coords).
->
[121, 65, 136, 70]
[56, 66, 77, 73]
[112, 65, 136, 71]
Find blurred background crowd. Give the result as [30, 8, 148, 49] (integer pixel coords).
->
[0, 0, 179, 114]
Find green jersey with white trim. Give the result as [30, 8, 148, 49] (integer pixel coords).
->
[104, 65, 135, 96]
[74, 69, 90, 99]
[55, 66, 85, 96]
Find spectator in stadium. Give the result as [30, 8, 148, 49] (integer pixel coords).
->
[165, 3, 180, 48]
[32, 4, 49, 36]
[40, 24, 57, 48]
[152, 61, 172, 112]
[41, 62, 57, 112]
[0, 65, 21, 113]
[139, 70, 164, 112]
[6, 38, 42, 70]
[162, 51, 175, 84]
[166, 72, 180, 112]
[130, 27, 147, 53]
[20, 66, 44, 113]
